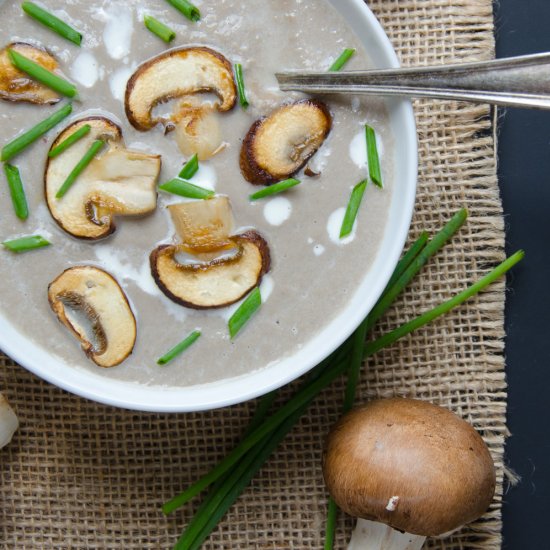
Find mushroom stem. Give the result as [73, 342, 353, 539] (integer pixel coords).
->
[348, 519, 426, 550]
[0, 393, 19, 449]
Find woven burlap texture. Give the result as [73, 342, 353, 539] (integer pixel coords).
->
[1, 1, 506, 548]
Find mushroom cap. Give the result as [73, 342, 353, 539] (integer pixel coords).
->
[323, 398, 496, 537]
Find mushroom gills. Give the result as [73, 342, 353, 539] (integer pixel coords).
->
[0, 42, 60, 104]
[45, 117, 161, 239]
[48, 266, 137, 368]
[151, 198, 271, 309]
[240, 99, 332, 185]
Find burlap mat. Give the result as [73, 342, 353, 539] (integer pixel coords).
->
[0, 1, 506, 548]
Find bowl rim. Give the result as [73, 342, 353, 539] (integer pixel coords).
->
[0, 0, 418, 412]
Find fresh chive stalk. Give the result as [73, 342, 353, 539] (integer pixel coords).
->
[228, 287, 261, 339]
[3, 164, 28, 220]
[340, 179, 368, 238]
[8, 49, 78, 98]
[2, 235, 50, 253]
[249, 178, 300, 201]
[48, 124, 91, 158]
[157, 330, 201, 365]
[163, 248, 522, 517]
[144, 15, 176, 42]
[1, 102, 72, 162]
[365, 124, 382, 188]
[56, 139, 104, 198]
[21, 2, 82, 46]
[159, 178, 214, 199]
[165, 0, 201, 22]
[328, 48, 355, 72]
[178, 154, 199, 179]
[234, 63, 249, 109]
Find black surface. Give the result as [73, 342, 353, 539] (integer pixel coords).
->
[494, 1, 550, 548]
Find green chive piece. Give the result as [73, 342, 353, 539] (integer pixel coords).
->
[178, 154, 199, 179]
[2, 235, 50, 253]
[56, 139, 104, 199]
[3, 164, 28, 220]
[228, 288, 261, 339]
[22, 2, 82, 46]
[365, 124, 382, 188]
[234, 63, 249, 109]
[340, 179, 368, 238]
[144, 15, 176, 42]
[328, 48, 355, 72]
[159, 178, 214, 199]
[1, 103, 72, 162]
[249, 178, 300, 201]
[157, 330, 201, 365]
[48, 124, 91, 158]
[165, 0, 201, 22]
[8, 49, 78, 98]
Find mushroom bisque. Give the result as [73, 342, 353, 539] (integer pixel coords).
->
[322, 398, 496, 550]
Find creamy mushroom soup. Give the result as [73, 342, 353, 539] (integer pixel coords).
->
[0, 0, 394, 387]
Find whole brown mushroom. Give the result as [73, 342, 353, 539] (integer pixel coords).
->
[323, 398, 496, 549]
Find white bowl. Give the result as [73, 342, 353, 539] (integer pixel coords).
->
[0, 0, 417, 412]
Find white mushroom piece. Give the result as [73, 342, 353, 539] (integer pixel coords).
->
[125, 47, 237, 160]
[45, 116, 161, 239]
[0, 393, 19, 450]
[48, 266, 137, 368]
[0, 42, 60, 104]
[323, 398, 496, 550]
[150, 196, 271, 309]
[240, 99, 332, 185]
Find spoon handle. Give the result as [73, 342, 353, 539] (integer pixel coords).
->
[276, 52, 550, 109]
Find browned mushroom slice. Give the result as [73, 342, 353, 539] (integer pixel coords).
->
[151, 197, 271, 309]
[240, 99, 332, 185]
[125, 47, 237, 131]
[48, 266, 137, 368]
[45, 116, 161, 240]
[151, 231, 270, 309]
[0, 42, 61, 104]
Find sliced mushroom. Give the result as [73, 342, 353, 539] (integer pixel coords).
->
[150, 197, 271, 309]
[48, 266, 137, 368]
[125, 47, 236, 160]
[0, 42, 61, 104]
[45, 116, 161, 240]
[240, 99, 332, 185]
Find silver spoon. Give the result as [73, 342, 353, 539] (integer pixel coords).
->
[276, 52, 550, 109]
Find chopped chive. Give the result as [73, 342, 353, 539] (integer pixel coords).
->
[365, 124, 382, 188]
[328, 48, 355, 72]
[8, 49, 78, 98]
[228, 288, 261, 339]
[1, 103, 72, 162]
[3, 164, 28, 220]
[2, 235, 50, 253]
[144, 15, 176, 43]
[157, 330, 201, 365]
[249, 178, 300, 201]
[234, 63, 249, 109]
[56, 139, 104, 199]
[178, 154, 199, 179]
[165, 0, 201, 22]
[48, 124, 91, 158]
[159, 178, 214, 199]
[22, 2, 82, 46]
[340, 179, 368, 238]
